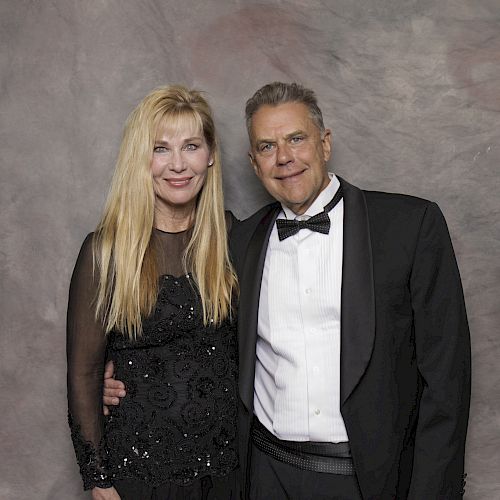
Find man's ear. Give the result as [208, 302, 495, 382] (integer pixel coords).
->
[321, 129, 332, 162]
[248, 151, 259, 176]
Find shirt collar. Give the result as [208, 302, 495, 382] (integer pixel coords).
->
[281, 173, 340, 220]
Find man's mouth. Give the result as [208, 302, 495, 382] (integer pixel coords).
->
[276, 170, 306, 181]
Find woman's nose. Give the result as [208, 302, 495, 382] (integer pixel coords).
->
[168, 151, 186, 172]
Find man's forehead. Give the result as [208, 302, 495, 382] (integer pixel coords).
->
[251, 102, 317, 136]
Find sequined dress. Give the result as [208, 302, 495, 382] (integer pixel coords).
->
[67, 227, 239, 496]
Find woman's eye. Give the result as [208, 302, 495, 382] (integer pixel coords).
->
[153, 146, 168, 153]
[184, 143, 199, 151]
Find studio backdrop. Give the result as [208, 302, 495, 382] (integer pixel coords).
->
[1, 1, 499, 498]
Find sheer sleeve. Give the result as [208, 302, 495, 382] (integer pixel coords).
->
[67, 233, 112, 490]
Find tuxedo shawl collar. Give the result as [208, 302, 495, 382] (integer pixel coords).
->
[238, 177, 375, 411]
[338, 176, 375, 405]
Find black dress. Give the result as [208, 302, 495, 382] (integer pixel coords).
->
[67, 227, 239, 499]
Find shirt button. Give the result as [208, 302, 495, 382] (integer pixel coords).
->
[313, 366, 319, 374]
[314, 409, 321, 416]
[305, 288, 311, 295]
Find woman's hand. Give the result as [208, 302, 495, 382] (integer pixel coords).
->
[91, 486, 121, 499]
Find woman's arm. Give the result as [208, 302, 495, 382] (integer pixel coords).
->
[67, 234, 113, 491]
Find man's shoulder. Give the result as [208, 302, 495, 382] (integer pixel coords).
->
[229, 202, 280, 264]
[363, 188, 431, 207]
[362, 188, 435, 220]
[340, 176, 434, 214]
[233, 202, 281, 233]
[359, 188, 449, 241]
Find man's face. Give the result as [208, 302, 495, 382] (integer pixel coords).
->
[249, 102, 332, 215]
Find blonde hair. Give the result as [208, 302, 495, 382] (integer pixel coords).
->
[93, 85, 237, 339]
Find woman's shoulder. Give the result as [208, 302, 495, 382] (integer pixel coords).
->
[79, 232, 96, 256]
[72, 232, 97, 273]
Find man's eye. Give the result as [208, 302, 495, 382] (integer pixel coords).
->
[259, 143, 273, 153]
[153, 146, 168, 153]
[290, 136, 304, 144]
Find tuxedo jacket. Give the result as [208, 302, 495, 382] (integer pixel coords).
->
[229, 177, 470, 500]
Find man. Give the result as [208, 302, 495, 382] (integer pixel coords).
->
[105, 82, 470, 499]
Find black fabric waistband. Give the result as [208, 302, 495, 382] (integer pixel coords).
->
[251, 418, 355, 475]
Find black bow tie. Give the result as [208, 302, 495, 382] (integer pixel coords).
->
[276, 185, 343, 241]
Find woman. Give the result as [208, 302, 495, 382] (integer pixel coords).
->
[67, 86, 239, 499]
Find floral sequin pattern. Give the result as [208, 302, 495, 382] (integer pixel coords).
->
[102, 274, 239, 486]
[68, 413, 113, 490]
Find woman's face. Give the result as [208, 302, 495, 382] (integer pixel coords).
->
[151, 122, 212, 217]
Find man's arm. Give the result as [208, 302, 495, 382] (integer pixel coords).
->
[102, 360, 126, 415]
[408, 202, 471, 499]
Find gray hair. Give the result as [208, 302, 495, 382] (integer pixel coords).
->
[245, 82, 325, 134]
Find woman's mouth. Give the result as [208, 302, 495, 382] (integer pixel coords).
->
[165, 177, 192, 187]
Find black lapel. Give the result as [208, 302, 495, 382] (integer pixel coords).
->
[238, 204, 281, 411]
[338, 176, 375, 406]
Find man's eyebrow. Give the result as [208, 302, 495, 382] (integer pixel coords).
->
[255, 138, 275, 146]
[284, 130, 306, 140]
[254, 130, 306, 146]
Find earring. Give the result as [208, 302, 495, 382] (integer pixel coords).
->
[208, 160, 214, 167]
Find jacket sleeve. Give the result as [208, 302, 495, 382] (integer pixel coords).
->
[67, 234, 112, 490]
[408, 202, 470, 499]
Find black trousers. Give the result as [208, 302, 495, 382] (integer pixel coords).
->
[249, 443, 363, 500]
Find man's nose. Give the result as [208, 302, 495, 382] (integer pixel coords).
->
[277, 143, 293, 165]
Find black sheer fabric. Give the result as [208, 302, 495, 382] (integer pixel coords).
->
[67, 224, 239, 492]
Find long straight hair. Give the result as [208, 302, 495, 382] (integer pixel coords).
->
[93, 85, 237, 339]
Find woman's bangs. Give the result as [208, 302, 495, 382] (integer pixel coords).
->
[156, 110, 203, 140]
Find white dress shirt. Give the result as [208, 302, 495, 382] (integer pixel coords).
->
[254, 174, 349, 443]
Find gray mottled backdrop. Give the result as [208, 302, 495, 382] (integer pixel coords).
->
[1, 0, 499, 498]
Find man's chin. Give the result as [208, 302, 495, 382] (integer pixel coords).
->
[279, 198, 310, 215]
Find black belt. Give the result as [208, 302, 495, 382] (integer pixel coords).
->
[251, 418, 355, 475]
